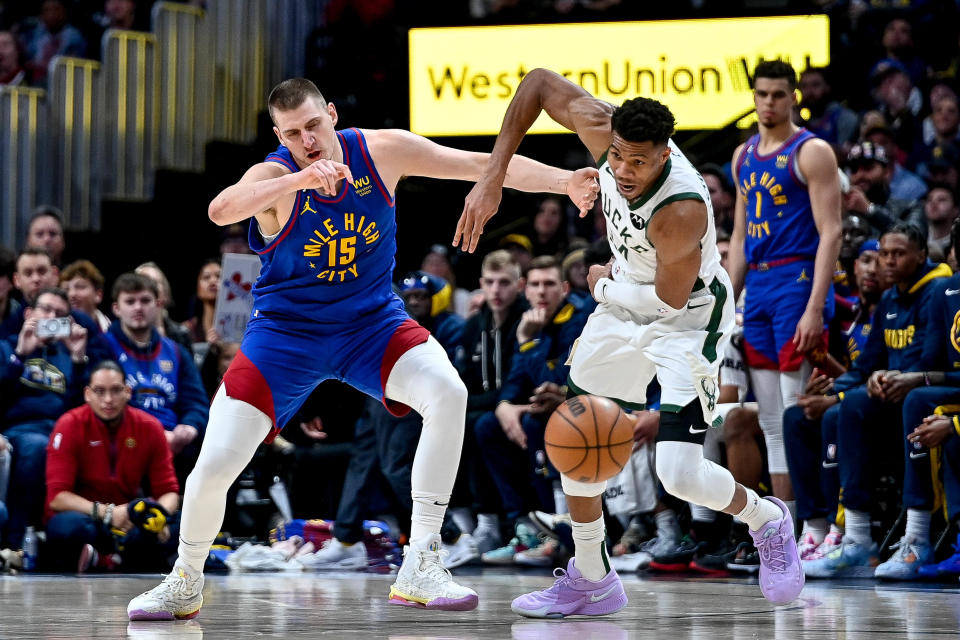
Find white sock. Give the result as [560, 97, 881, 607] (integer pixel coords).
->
[802, 517, 828, 543]
[476, 513, 498, 532]
[654, 509, 681, 541]
[844, 509, 871, 547]
[410, 492, 449, 543]
[736, 488, 783, 532]
[905, 509, 931, 544]
[449, 507, 475, 534]
[689, 503, 716, 523]
[572, 515, 608, 581]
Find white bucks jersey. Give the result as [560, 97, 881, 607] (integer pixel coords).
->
[598, 140, 722, 288]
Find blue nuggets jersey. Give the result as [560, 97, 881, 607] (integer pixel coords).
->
[736, 129, 819, 264]
[845, 320, 871, 366]
[102, 331, 185, 428]
[249, 128, 399, 324]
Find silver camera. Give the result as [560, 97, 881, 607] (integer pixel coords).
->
[36, 317, 71, 339]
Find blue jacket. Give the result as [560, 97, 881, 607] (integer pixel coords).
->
[103, 321, 209, 432]
[834, 260, 951, 393]
[920, 273, 960, 385]
[499, 297, 591, 404]
[0, 336, 88, 430]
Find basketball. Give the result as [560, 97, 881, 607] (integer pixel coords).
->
[544, 395, 634, 483]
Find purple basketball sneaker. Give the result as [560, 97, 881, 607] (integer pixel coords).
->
[511, 558, 627, 618]
[749, 497, 804, 604]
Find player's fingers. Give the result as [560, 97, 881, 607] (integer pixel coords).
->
[469, 221, 483, 253]
[337, 162, 354, 184]
[452, 211, 467, 248]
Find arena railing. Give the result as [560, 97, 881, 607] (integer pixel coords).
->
[0, 86, 47, 249]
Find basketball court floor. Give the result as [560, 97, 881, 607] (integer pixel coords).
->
[2, 568, 958, 639]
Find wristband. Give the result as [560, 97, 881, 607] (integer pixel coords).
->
[103, 503, 114, 526]
[923, 372, 931, 387]
[91, 501, 100, 521]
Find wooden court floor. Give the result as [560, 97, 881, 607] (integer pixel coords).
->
[1, 568, 958, 639]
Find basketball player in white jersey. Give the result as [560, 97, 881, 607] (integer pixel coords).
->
[458, 68, 805, 617]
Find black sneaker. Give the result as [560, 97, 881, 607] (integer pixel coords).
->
[726, 541, 761, 574]
[649, 536, 703, 572]
[690, 540, 738, 575]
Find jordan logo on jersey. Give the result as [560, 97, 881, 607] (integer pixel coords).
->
[301, 197, 317, 215]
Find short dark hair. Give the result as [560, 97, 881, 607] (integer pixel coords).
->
[268, 78, 326, 124]
[16, 247, 52, 269]
[952, 216, 960, 262]
[28, 205, 64, 229]
[527, 255, 562, 278]
[611, 97, 675, 146]
[882, 222, 927, 252]
[89, 359, 125, 380]
[754, 60, 797, 91]
[34, 286, 69, 309]
[112, 272, 159, 302]
[927, 182, 957, 204]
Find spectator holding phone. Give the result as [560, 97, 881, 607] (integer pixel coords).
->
[0, 287, 89, 548]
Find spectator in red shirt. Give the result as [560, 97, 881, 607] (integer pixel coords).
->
[45, 360, 180, 572]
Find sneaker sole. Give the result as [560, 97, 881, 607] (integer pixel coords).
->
[388, 587, 479, 611]
[127, 607, 200, 621]
[688, 561, 730, 576]
[297, 557, 368, 571]
[511, 593, 628, 619]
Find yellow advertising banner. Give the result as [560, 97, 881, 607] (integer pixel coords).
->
[409, 15, 829, 136]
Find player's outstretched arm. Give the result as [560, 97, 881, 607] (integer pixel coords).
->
[456, 68, 614, 252]
[795, 138, 842, 352]
[728, 144, 748, 300]
[369, 129, 599, 241]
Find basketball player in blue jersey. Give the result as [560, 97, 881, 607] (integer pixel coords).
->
[727, 60, 843, 537]
[460, 67, 808, 618]
[126, 78, 600, 620]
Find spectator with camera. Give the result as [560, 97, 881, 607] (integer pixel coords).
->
[102, 274, 208, 485]
[0, 287, 90, 548]
[45, 360, 180, 572]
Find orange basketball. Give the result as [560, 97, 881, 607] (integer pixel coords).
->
[544, 394, 634, 483]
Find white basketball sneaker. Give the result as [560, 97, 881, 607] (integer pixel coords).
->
[442, 532, 480, 569]
[127, 564, 204, 621]
[296, 538, 368, 570]
[389, 533, 479, 610]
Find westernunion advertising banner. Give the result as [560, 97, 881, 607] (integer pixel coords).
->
[409, 15, 829, 136]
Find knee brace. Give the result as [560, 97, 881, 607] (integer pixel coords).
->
[655, 440, 736, 511]
[656, 398, 709, 445]
[561, 474, 606, 497]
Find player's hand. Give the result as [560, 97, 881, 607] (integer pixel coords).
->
[566, 168, 601, 218]
[797, 393, 838, 420]
[455, 178, 503, 253]
[300, 417, 327, 440]
[587, 262, 612, 299]
[881, 371, 923, 404]
[297, 159, 353, 196]
[843, 186, 871, 215]
[495, 402, 529, 449]
[629, 410, 660, 451]
[804, 368, 834, 396]
[867, 370, 888, 400]
[517, 308, 548, 345]
[792, 308, 823, 353]
[528, 382, 566, 415]
[910, 415, 955, 448]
